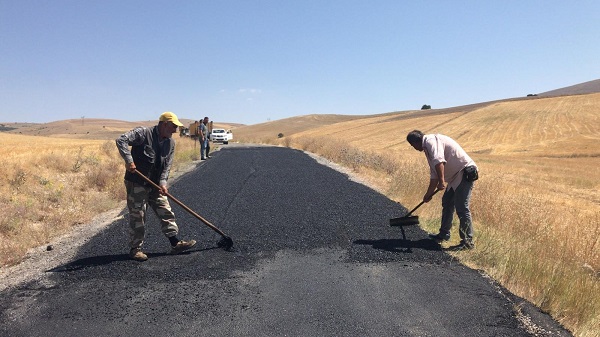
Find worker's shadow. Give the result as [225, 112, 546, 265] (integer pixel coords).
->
[46, 248, 213, 273]
[353, 238, 442, 253]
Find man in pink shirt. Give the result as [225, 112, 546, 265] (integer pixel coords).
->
[407, 130, 479, 250]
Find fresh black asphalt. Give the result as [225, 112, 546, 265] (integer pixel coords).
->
[0, 145, 571, 336]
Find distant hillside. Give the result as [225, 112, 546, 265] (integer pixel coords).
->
[0, 118, 242, 140]
[3, 79, 599, 141]
[538, 78, 600, 97]
[290, 92, 600, 158]
[233, 96, 547, 142]
[233, 113, 387, 142]
[234, 79, 600, 142]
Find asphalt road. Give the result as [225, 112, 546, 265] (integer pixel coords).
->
[0, 145, 570, 337]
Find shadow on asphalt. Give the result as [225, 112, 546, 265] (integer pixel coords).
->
[46, 247, 216, 273]
[353, 238, 442, 253]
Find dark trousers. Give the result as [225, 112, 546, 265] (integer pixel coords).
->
[439, 177, 474, 242]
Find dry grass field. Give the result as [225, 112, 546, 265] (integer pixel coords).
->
[232, 113, 378, 143]
[0, 131, 202, 267]
[1, 91, 599, 336]
[3, 118, 159, 140]
[0, 133, 122, 266]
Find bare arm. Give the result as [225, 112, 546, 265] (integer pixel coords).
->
[423, 163, 446, 202]
[434, 162, 446, 190]
[423, 179, 438, 203]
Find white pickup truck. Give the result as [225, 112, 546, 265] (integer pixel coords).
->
[210, 128, 233, 144]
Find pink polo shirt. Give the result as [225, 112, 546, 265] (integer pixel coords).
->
[422, 134, 477, 190]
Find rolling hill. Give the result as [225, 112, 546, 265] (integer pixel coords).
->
[0, 118, 242, 140]
[231, 113, 384, 142]
[288, 92, 600, 157]
[539, 78, 600, 97]
[1, 78, 598, 145]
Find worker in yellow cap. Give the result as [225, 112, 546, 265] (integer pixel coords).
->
[116, 112, 196, 261]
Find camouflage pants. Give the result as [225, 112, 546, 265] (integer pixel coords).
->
[125, 180, 179, 249]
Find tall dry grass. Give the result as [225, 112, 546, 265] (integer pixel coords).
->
[0, 133, 201, 267]
[470, 175, 599, 336]
[259, 134, 599, 337]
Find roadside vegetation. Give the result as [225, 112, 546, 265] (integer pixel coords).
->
[0, 133, 200, 267]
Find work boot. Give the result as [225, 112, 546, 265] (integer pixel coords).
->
[129, 248, 148, 262]
[170, 239, 197, 254]
[446, 240, 475, 251]
[429, 232, 450, 243]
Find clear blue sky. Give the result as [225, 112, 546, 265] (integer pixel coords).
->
[1, 1, 598, 125]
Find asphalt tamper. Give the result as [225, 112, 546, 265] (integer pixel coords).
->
[390, 189, 442, 227]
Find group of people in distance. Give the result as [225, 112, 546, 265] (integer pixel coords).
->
[116, 111, 479, 261]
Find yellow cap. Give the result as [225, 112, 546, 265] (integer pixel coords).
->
[159, 111, 183, 127]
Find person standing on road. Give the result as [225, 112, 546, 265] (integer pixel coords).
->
[198, 116, 209, 160]
[406, 130, 479, 250]
[205, 119, 212, 159]
[116, 112, 197, 261]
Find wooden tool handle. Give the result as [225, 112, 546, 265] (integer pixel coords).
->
[133, 169, 227, 237]
[405, 188, 442, 217]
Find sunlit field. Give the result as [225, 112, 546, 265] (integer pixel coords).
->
[0, 133, 201, 267]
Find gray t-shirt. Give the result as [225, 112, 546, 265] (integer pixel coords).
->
[199, 123, 207, 138]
